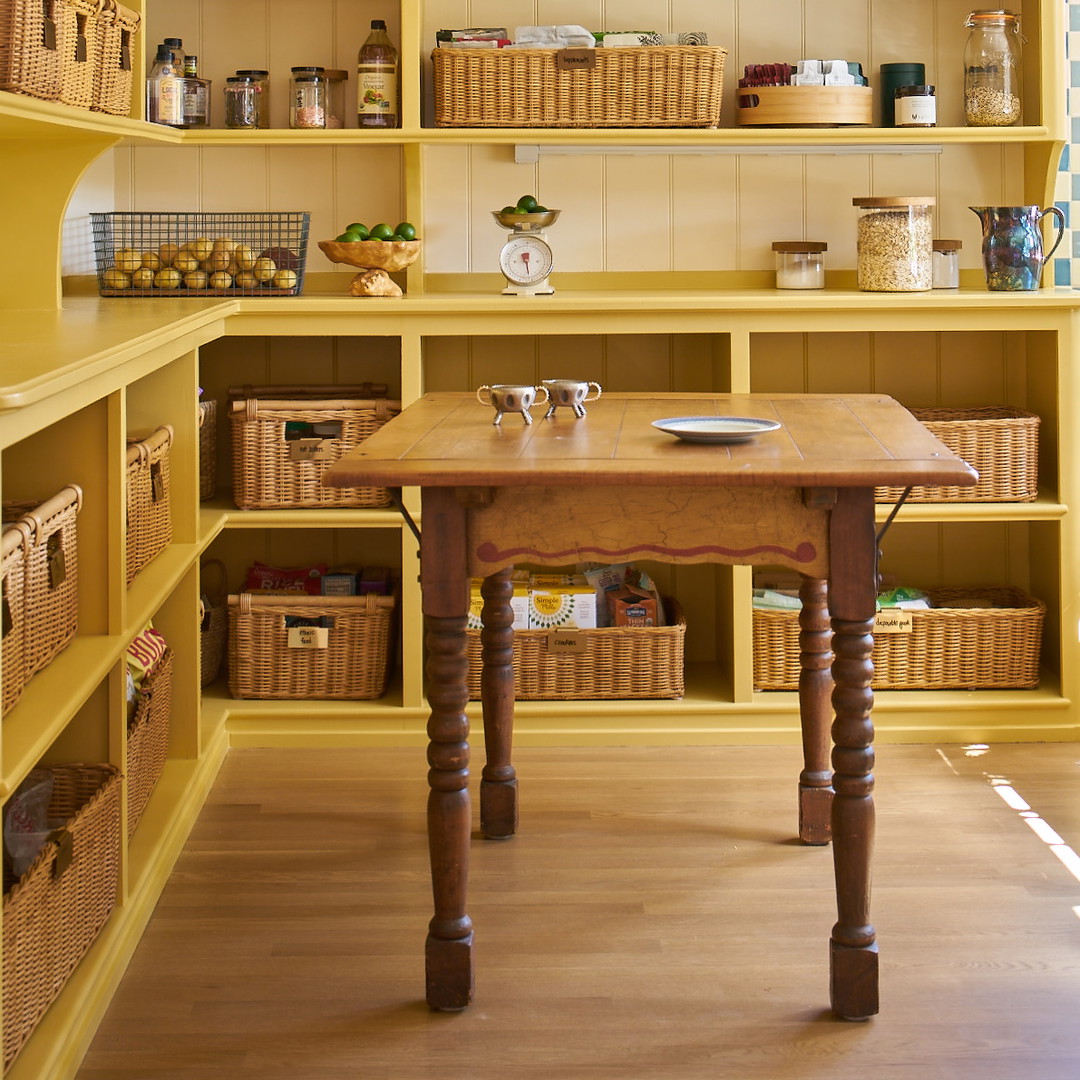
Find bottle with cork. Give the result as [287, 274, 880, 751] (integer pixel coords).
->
[358, 18, 399, 128]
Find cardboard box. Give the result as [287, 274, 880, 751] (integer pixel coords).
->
[608, 583, 660, 627]
[358, 565, 392, 594]
[468, 576, 529, 631]
[528, 574, 597, 629]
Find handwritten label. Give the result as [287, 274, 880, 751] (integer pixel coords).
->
[546, 629, 587, 654]
[875, 609, 913, 635]
[556, 48, 597, 71]
[289, 438, 332, 463]
[288, 626, 329, 649]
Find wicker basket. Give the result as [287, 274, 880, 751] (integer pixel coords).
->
[227, 592, 396, 699]
[126, 647, 171, 837]
[431, 45, 726, 128]
[2, 485, 82, 683]
[752, 586, 1045, 691]
[2, 763, 122, 1071]
[198, 397, 217, 501]
[199, 560, 227, 687]
[57, 0, 102, 110]
[229, 393, 400, 510]
[876, 406, 1040, 503]
[466, 598, 685, 699]
[91, 0, 138, 115]
[126, 425, 173, 584]
[0, 0, 64, 100]
[1, 521, 30, 716]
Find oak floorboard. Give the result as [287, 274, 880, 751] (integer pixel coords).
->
[75, 743, 1080, 1080]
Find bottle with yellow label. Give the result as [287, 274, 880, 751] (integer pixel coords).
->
[358, 18, 399, 128]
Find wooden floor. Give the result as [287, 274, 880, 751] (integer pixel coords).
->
[75, 742, 1080, 1080]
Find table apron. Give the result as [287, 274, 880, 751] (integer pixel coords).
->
[461, 485, 831, 578]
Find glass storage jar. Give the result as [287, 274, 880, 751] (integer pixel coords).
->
[289, 66, 327, 128]
[932, 239, 962, 288]
[235, 69, 270, 127]
[324, 69, 348, 128]
[852, 196, 935, 292]
[894, 84, 936, 127]
[772, 242, 827, 289]
[224, 75, 261, 129]
[964, 9, 1022, 126]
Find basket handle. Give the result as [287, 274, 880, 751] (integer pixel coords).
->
[200, 558, 229, 603]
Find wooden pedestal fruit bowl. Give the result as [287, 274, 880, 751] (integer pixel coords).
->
[317, 238, 422, 272]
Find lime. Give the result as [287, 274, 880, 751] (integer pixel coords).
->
[515, 195, 538, 212]
[533, 205, 548, 213]
[395, 221, 417, 241]
[369, 222, 395, 240]
[335, 231, 359, 242]
[501, 205, 518, 215]
[346, 222, 367, 234]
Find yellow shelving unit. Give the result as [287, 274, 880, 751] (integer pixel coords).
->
[0, 0, 1076, 1076]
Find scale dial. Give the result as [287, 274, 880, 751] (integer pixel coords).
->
[499, 233, 554, 293]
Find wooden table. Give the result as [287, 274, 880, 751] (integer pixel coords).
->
[324, 391, 977, 1021]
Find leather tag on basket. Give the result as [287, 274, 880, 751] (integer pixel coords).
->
[546, 629, 587, 654]
[47, 534, 67, 588]
[289, 438, 334, 463]
[43, 17, 58, 50]
[2, 593, 11, 638]
[151, 462, 165, 501]
[874, 610, 913, 634]
[49, 828, 74, 879]
[556, 49, 596, 71]
[287, 625, 329, 649]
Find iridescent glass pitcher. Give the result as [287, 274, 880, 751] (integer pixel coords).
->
[969, 205, 1066, 291]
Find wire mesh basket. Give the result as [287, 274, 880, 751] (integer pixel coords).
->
[90, 211, 310, 297]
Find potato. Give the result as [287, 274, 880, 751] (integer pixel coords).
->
[141, 250, 162, 271]
[154, 267, 183, 288]
[131, 267, 156, 289]
[158, 242, 181, 265]
[190, 237, 214, 261]
[183, 270, 209, 289]
[102, 267, 132, 289]
[273, 268, 298, 290]
[233, 270, 259, 288]
[114, 249, 142, 272]
[205, 249, 232, 272]
[174, 250, 201, 272]
[209, 271, 234, 289]
[252, 256, 277, 282]
[233, 244, 257, 270]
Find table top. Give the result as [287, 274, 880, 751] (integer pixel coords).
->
[325, 392, 978, 490]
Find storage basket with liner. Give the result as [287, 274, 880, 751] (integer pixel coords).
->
[91, 0, 138, 115]
[199, 560, 227, 687]
[198, 395, 217, 500]
[2, 484, 81, 685]
[126, 425, 172, 584]
[875, 406, 1040, 503]
[432, 45, 726, 128]
[2, 762, 122, 1071]
[126, 646, 172, 837]
[229, 389, 400, 510]
[227, 592, 396, 700]
[1, 521, 30, 716]
[57, 0, 101, 110]
[466, 597, 685, 700]
[0, 0, 90, 102]
[90, 211, 310, 297]
[752, 585, 1045, 691]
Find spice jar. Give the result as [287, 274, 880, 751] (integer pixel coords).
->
[964, 10, 1022, 126]
[932, 239, 962, 288]
[235, 69, 270, 128]
[852, 196, 936, 292]
[894, 84, 936, 127]
[772, 242, 827, 290]
[224, 75, 261, 129]
[289, 66, 327, 128]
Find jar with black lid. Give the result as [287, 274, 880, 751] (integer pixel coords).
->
[224, 75, 261, 129]
[289, 66, 327, 128]
[894, 84, 936, 127]
[235, 69, 270, 127]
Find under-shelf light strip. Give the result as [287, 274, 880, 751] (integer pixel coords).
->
[514, 144, 943, 162]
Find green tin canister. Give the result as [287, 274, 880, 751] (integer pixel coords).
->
[879, 62, 926, 127]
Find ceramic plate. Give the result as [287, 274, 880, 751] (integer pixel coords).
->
[651, 416, 782, 444]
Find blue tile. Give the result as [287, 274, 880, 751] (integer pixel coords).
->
[1062, 143, 1071, 171]
[1072, 4, 1080, 32]
[1072, 231, 1080, 258]
[1058, 200, 1072, 227]
[1055, 257, 1071, 286]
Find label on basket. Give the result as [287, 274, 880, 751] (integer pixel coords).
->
[43, 18, 57, 51]
[874, 609, 913, 634]
[556, 48, 597, 71]
[49, 828, 74, 878]
[288, 625, 329, 649]
[546, 629, 587, 654]
[289, 438, 333, 463]
[2, 588, 11, 638]
[151, 461, 166, 501]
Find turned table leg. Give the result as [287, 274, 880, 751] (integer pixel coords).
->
[420, 489, 474, 1011]
[826, 488, 879, 1021]
[797, 575, 834, 845]
[480, 568, 518, 839]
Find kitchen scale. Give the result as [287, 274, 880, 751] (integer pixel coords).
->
[492, 208, 560, 296]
